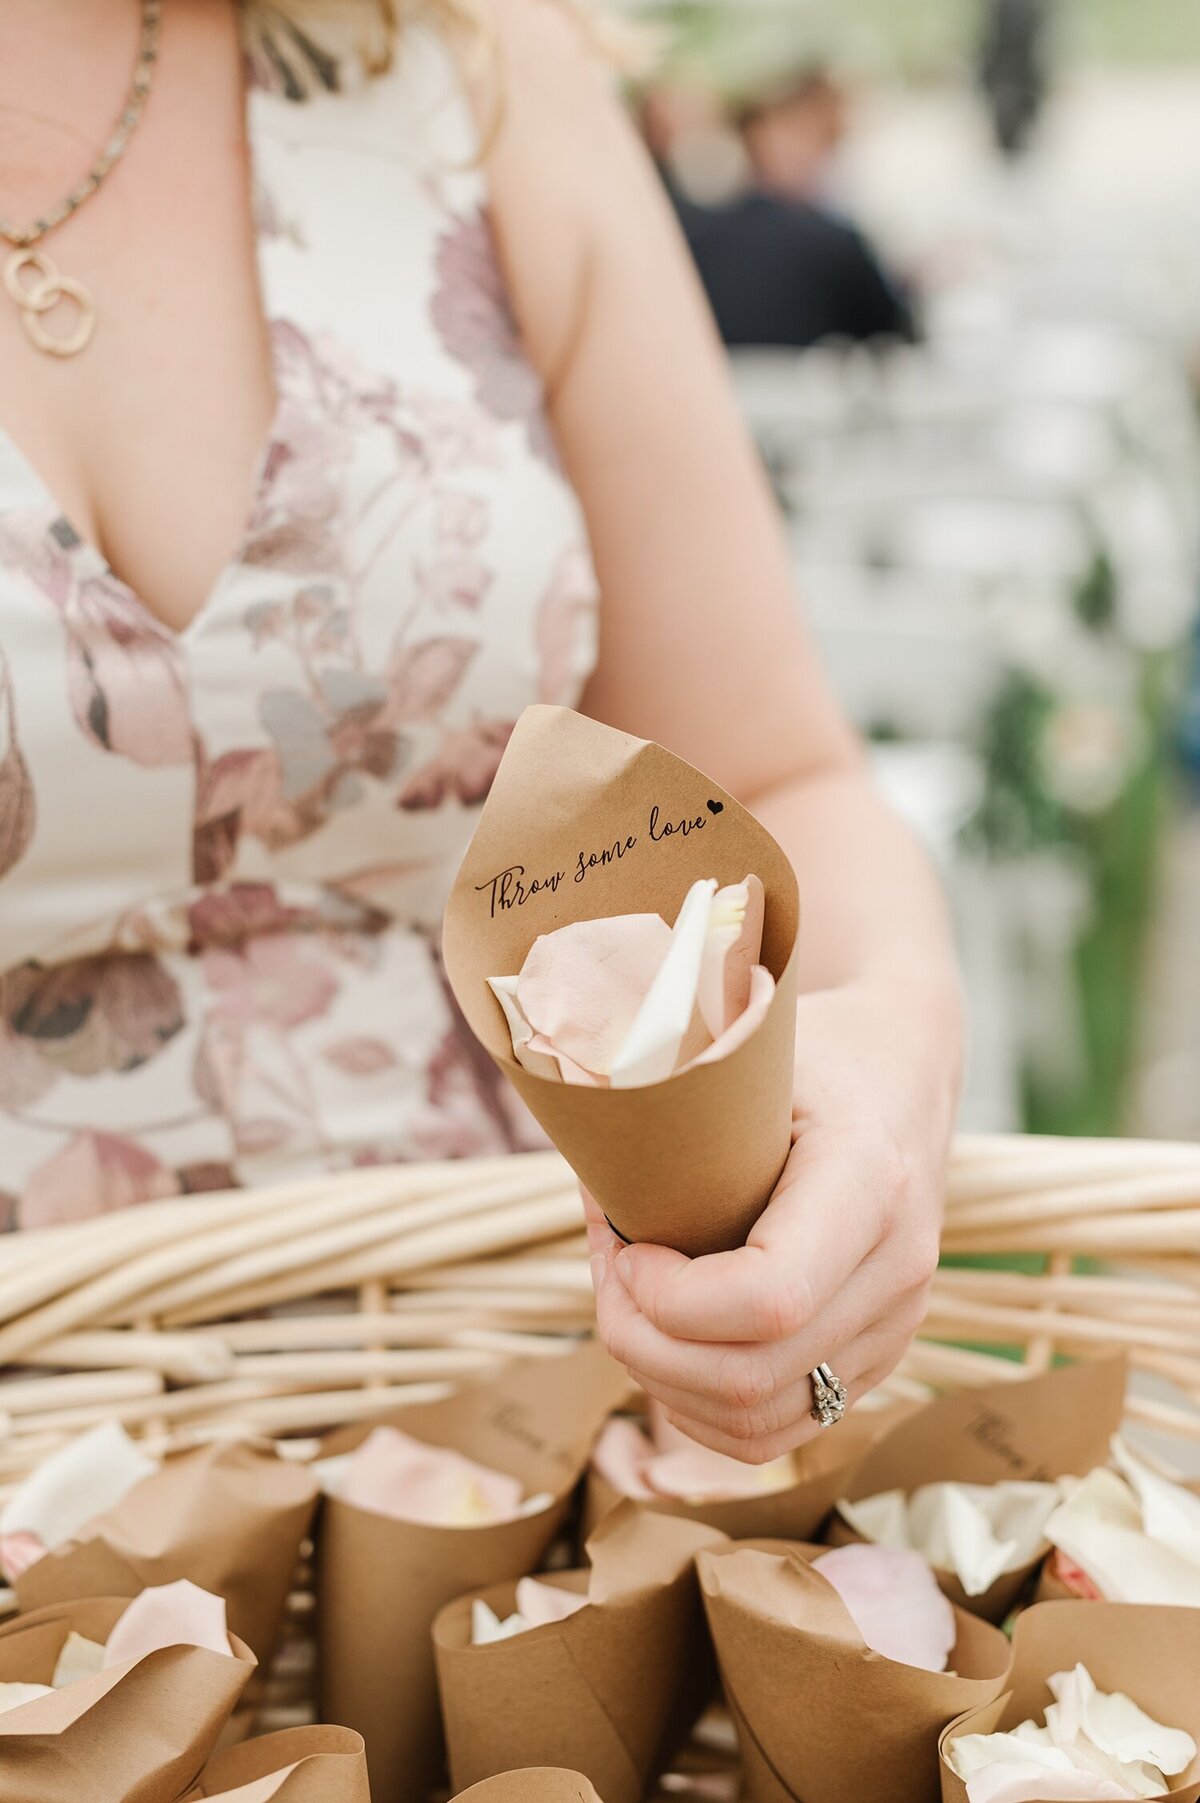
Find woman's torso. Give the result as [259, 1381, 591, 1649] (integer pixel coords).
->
[0, 6, 598, 1221]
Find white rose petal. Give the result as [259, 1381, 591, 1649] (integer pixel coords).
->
[0, 1423, 157, 1552]
[0, 1683, 53, 1716]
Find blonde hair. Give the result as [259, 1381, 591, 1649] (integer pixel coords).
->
[242, 0, 639, 99]
[241, 1, 486, 97]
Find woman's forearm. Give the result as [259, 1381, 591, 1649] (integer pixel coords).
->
[752, 764, 965, 1134]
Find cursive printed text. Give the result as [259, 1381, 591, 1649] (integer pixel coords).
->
[648, 804, 707, 842]
[476, 795, 722, 917]
[575, 834, 638, 883]
[475, 864, 566, 918]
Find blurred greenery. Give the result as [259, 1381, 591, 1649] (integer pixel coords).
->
[634, 1, 1200, 89]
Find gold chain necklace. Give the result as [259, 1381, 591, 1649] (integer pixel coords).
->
[0, 0, 163, 358]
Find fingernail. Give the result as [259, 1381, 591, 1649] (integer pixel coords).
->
[590, 1254, 608, 1296]
[614, 1250, 633, 1288]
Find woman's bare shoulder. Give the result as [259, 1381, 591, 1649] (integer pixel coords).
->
[461, 0, 649, 395]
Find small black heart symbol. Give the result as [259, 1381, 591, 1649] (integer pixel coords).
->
[706, 798, 724, 815]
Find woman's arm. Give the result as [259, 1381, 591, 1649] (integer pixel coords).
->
[476, 0, 964, 1459]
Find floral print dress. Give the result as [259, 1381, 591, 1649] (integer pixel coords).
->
[0, 30, 598, 1224]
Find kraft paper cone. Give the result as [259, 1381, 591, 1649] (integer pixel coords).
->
[451, 1775, 605, 1803]
[0, 1595, 255, 1803]
[1034, 1471, 1200, 1606]
[584, 1397, 918, 1544]
[939, 1601, 1200, 1803]
[442, 706, 800, 1256]
[699, 1540, 1012, 1803]
[316, 1337, 630, 1803]
[182, 1726, 370, 1802]
[16, 1440, 318, 1666]
[434, 1501, 724, 1803]
[829, 1353, 1128, 1621]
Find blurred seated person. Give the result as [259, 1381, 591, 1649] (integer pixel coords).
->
[658, 65, 916, 350]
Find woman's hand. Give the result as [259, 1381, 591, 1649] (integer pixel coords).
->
[586, 975, 960, 1464]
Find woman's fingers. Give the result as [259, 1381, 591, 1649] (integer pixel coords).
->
[641, 1327, 914, 1463]
[611, 1130, 908, 1346]
[595, 1227, 926, 1409]
[627, 1305, 915, 1442]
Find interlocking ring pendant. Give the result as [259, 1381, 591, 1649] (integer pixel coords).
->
[3, 248, 97, 358]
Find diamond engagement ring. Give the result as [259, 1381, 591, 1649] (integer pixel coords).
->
[809, 1362, 848, 1428]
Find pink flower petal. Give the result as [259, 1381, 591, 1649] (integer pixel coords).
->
[104, 1581, 231, 1667]
[514, 1577, 588, 1627]
[812, 1544, 957, 1673]
[647, 1446, 795, 1503]
[516, 914, 672, 1078]
[0, 1532, 45, 1580]
[642, 1401, 796, 1501]
[697, 875, 766, 1038]
[341, 1427, 525, 1525]
[1048, 1549, 1106, 1601]
[591, 1418, 657, 1500]
[686, 964, 775, 1071]
[525, 1033, 605, 1086]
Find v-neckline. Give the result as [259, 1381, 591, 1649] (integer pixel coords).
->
[0, 81, 283, 647]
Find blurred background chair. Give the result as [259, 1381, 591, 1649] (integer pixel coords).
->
[619, 0, 1200, 1140]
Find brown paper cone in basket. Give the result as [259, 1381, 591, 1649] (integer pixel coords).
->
[442, 706, 800, 1257]
[15, 1441, 318, 1667]
[182, 1725, 370, 1802]
[828, 1352, 1129, 1620]
[699, 1540, 1012, 1803]
[451, 1775, 605, 1803]
[433, 1501, 724, 1803]
[939, 1601, 1200, 1803]
[0, 1595, 256, 1803]
[583, 1396, 919, 1544]
[1034, 1470, 1200, 1605]
[316, 1338, 630, 1803]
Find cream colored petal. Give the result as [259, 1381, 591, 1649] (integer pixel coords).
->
[51, 1631, 105, 1688]
[487, 976, 567, 1081]
[0, 1421, 157, 1551]
[0, 1683, 53, 1716]
[909, 1485, 1018, 1597]
[1110, 1436, 1200, 1570]
[517, 913, 673, 1079]
[964, 1759, 1136, 1802]
[514, 1577, 587, 1628]
[609, 880, 718, 1088]
[838, 1489, 912, 1550]
[1044, 1467, 1200, 1608]
[697, 874, 765, 1038]
[948, 1730, 1066, 1779]
[471, 1599, 527, 1645]
[1075, 1680, 1196, 1778]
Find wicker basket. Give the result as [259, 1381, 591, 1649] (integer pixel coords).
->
[1, 1130, 1197, 1774]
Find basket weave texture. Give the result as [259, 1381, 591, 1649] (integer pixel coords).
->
[2, 1132, 1197, 1465]
[1, 1131, 1197, 1742]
